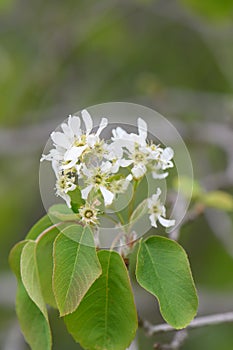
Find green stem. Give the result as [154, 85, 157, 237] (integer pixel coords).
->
[128, 179, 140, 219]
[102, 213, 119, 224]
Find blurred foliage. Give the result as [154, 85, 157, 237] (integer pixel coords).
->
[181, 0, 233, 21]
[1, 0, 233, 349]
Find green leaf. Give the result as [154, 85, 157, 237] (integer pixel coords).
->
[65, 250, 138, 350]
[36, 229, 58, 308]
[181, 0, 233, 21]
[68, 187, 85, 213]
[136, 236, 198, 329]
[173, 176, 203, 199]
[53, 224, 102, 316]
[49, 204, 78, 221]
[9, 240, 29, 278]
[9, 240, 52, 350]
[26, 214, 54, 240]
[21, 241, 48, 319]
[16, 281, 52, 350]
[201, 191, 233, 211]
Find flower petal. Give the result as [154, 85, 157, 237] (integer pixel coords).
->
[99, 186, 114, 206]
[61, 122, 73, 138]
[82, 109, 93, 134]
[100, 161, 112, 173]
[62, 145, 87, 169]
[149, 214, 157, 228]
[158, 216, 175, 228]
[81, 185, 93, 200]
[86, 134, 97, 148]
[69, 115, 81, 137]
[132, 164, 146, 179]
[152, 172, 168, 179]
[96, 117, 108, 137]
[51, 132, 70, 149]
[162, 147, 174, 161]
[138, 117, 147, 140]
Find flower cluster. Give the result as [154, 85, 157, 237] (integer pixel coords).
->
[41, 109, 175, 229]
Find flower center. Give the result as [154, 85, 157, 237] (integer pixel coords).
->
[84, 209, 94, 218]
[73, 135, 86, 147]
[134, 152, 146, 162]
[94, 174, 103, 184]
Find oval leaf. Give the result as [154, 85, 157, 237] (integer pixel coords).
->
[136, 236, 198, 329]
[21, 241, 48, 319]
[16, 281, 52, 350]
[36, 229, 58, 308]
[26, 214, 54, 240]
[10, 240, 52, 350]
[53, 225, 102, 316]
[49, 204, 78, 221]
[65, 250, 138, 350]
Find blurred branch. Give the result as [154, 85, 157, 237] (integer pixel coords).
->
[154, 330, 188, 350]
[169, 203, 204, 241]
[141, 312, 233, 336]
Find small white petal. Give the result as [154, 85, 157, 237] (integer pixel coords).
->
[62, 145, 87, 169]
[126, 174, 133, 181]
[153, 188, 162, 200]
[96, 117, 108, 137]
[138, 117, 147, 140]
[51, 132, 70, 149]
[100, 161, 112, 173]
[69, 116, 81, 136]
[100, 186, 114, 206]
[106, 143, 123, 159]
[132, 164, 146, 179]
[149, 214, 157, 228]
[61, 122, 73, 138]
[64, 182, 76, 193]
[52, 160, 60, 177]
[112, 127, 127, 140]
[64, 145, 87, 161]
[158, 216, 175, 228]
[82, 109, 93, 134]
[87, 134, 97, 148]
[62, 193, 72, 208]
[152, 172, 168, 179]
[111, 162, 120, 173]
[82, 165, 91, 177]
[81, 185, 93, 200]
[119, 159, 133, 167]
[162, 147, 174, 161]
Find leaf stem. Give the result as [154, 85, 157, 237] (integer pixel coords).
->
[128, 179, 140, 219]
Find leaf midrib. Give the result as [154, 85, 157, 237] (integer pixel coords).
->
[103, 252, 111, 349]
[62, 230, 85, 311]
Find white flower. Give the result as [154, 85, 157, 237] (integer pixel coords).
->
[147, 188, 175, 228]
[81, 161, 115, 206]
[42, 110, 108, 171]
[104, 142, 132, 173]
[55, 173, 77, 208]
[78, 201, 100, 226]
[109, 174, 133, 194]
[111, 117, 147, 152]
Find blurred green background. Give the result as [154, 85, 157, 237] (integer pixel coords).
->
[1, 0, 233, 349]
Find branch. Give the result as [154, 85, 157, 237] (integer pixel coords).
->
[154, 330, 188, 350]
[141, 312, 233, 336]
